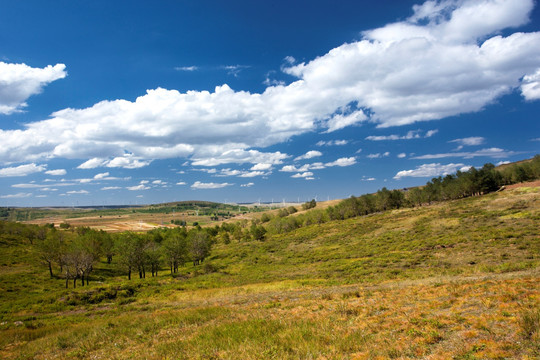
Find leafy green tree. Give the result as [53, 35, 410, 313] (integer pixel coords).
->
[188, 230, 212, 265]
[36, 230, 65, 278]
[162, 230, 188, 274]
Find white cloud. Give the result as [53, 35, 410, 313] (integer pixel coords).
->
[425, 130, 438, 138]
[292, 172, 314, 179]
[191, 181, 233, 189]
[77, 158, 106, 169]
[398, 153, 407, 158]
[496, 161, 511, 166]
[241, 182, 255, 187]
[175, 66, 198, 71]
[413, 147, 515, 159]
[0, 62, 67, 115]
[101, 186, 121, 190]
[191, 149, 288, 167]
[294, 150, 322, 161]
[126, 184, 150, 191]
[0, 163, 46, 177]
[281, 164, 311, 173]
[281, 161, 328, 173]
[521, 69, 540, 100]
[45, 169, 66, 176]
[0, 192, 32, 199]
[66, 190, 89, 194]
[94, 172, 110, 179]
[250, 163, 273, 171]
[449, 137, 486, 150]
[394, 163, 469, 179]
[238, 171, 266, 178]
[284, 0, 540, 128]
[366, 129, 437, 141]
[367, 152, 390, 159]
[325, 110, 367, 133]
[1, 0, 539, 168]
[12, 181, 78, 188]
[222, 65, 250, 77]
[284, 56, 296, 65]
[176, 181, 187, 185]
[316, 140, 348, 147]
[325, 157, 357, 167]
[77, 156, 151, 169]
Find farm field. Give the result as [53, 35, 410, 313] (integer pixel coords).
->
[0, 184, 538, 359]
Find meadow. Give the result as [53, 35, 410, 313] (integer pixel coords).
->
[0, 185, 538, 359]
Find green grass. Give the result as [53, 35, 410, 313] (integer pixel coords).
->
[0, 187, 539, 359]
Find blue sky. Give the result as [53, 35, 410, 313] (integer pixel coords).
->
[1, 0, 539, 206]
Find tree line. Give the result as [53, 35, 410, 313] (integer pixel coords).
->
[255, 156, 540, 235]
[0, 222, 215, 288]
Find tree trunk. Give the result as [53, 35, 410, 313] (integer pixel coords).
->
[73, 277, 77, 288]
[48, 262, 53, 278]
[128, 268, 131, 280]
[66, 277, 69, 289]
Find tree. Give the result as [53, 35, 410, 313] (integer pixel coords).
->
[188, 230, 212, 265]
[302, 199, 317, 210]
[162, 230, 188, 274]
[250, 223, 267, 241]
[116, 232, 139, 280]
[36, 230, 65, 278]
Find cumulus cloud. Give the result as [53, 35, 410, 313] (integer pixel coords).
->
[291, 172, 314, 179]
[394, 163, 470, 179]
[413, 147, 514, 159]
[191, 181, 233, 189]
[521, 69, 540, 100]
[294, 150, 322, 161]
[45, 169, 67, 176]
[325, 157, 357, 167]
[176, 181, 187, 185]
[191, 149, 289, 167]
[0, 163, 46, 177]
[398, 153, 407, 158]
[250, 163, 273, 171]
[0, 62, 67, 115]
[77, 156, 151, 169]
[0, 0, 539, 169]
[241, 182, 255, 187]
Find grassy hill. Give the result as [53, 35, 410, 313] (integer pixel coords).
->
[0, 185, 539, 359]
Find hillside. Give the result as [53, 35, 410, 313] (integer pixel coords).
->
[0, 182, 538, 359]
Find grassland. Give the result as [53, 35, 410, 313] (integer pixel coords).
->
[4, 200, 275, 232]
[0, 186, 539, 359]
